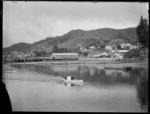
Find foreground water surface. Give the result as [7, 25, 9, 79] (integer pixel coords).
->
[3, 63, 148, 112]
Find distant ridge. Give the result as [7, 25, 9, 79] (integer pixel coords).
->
[3, 42, 31, 52]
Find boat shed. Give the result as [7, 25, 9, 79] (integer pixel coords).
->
[51, 53, 79, 60]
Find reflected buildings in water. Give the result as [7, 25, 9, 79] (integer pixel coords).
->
[135, 68, 148, 111]
[64, 83, 83, 87]
[11, 64, 148, 112]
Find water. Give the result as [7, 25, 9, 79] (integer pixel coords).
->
[3, 64, 148, 112]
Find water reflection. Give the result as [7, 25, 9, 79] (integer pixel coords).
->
[64, 83, 83, 87]
[11, 64, 148, 112]
[135, 68, 148, 111]
[64, 83, 75, 87]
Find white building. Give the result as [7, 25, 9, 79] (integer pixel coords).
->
[80, 47, 84, 52]
[112, 50, 129, 54]
[105, 45, 113, 50]
[114, 53, 123, 59]
[129, 45, 138, 50]
[89, 46, 96, 50]
[121, 43, 131, 49]
[91, 54, 101, 58]
[89, 46, 96, 52]
[77, 43, 82, 48]
[83, 48, 88, 52]
[101, 52, 108, 56]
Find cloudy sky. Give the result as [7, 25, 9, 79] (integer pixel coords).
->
[3, 2, 148, 48]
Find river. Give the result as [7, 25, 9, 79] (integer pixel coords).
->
[2, 63, 148, 112]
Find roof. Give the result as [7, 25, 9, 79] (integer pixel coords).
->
[92, 54, 101, 57]
[89, 46, 96, 49]
[101, 52, 108, 56]
[105, 45, 112, 47]
[112, 50, 129, 53]
[118, 50, 129, 53]
[121, 43, 131, 46]
[52, 53, 79, 56]
[67, 76, 75, 77]
[105, 45, 113, 50]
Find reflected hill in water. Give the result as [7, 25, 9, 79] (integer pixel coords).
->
[11, 64, 148, 111]
[11, 64, 148, 86]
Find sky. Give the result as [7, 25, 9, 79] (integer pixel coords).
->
[3, 2, 149, 48]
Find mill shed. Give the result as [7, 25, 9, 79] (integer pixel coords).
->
[51, 53, 79, 60]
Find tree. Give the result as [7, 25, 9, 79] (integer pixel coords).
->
[52, 45, 59, 53]
[123, 49, 140, 58]
[32, 49, 41, 57]
[117, 45, 122, 50]
[136, 16, 149, 48]
[82, 52, 88, 57]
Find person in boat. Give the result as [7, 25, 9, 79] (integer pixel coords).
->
[64, 76, 75, 80]
[70, 76, 75, 80]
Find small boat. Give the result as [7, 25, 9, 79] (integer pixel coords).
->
[62, 76, 83, 84]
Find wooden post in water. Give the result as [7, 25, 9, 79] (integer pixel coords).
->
[45, 59, 46, 65]
[11, 59, 12, 67]
[66, 60, 68, 76]
[104, 60, 105, 68]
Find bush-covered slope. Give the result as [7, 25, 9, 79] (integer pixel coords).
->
[3, 27, 137, 52]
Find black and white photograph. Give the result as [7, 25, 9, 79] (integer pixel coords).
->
[2, 1, 149, 112]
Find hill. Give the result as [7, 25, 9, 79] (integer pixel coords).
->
[58, 27, 137, 48]
[3, 42, 31, 52]
[3, 27, 137, 52]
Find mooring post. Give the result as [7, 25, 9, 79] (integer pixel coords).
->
[66, 60, 68, 76]
[11, 60, 12, 67]
[104, 60, 105, 68]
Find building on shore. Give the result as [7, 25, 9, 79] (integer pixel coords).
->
[51, 53, 79, 60]
[89, 46, 96, 52]
[105, 45, 113, 50]
[111, 50, 129, 55]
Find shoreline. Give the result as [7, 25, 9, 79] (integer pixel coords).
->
[3, 60, 148, 69]
[4, 59, 148, 64]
